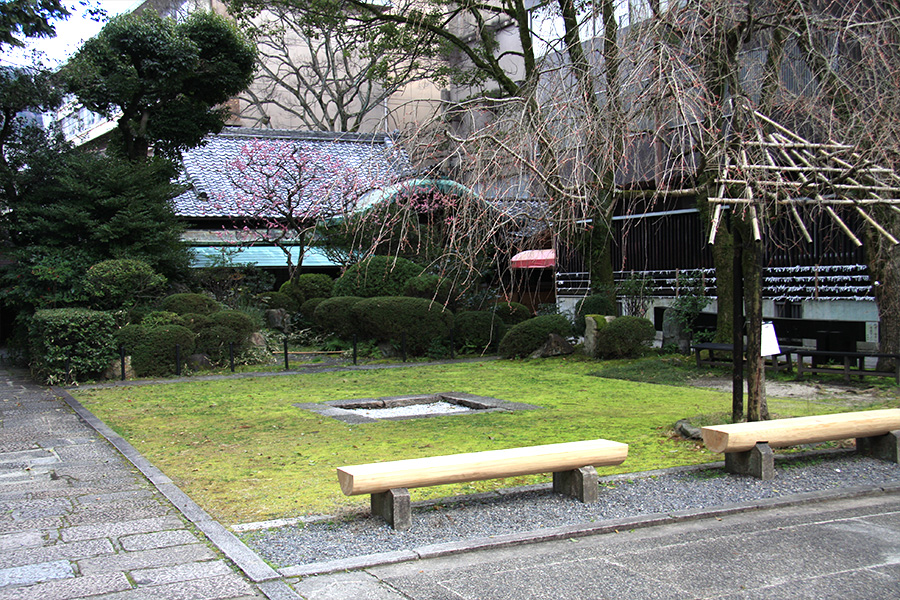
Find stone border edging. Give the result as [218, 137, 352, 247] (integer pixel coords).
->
[50, 387, 292, 596]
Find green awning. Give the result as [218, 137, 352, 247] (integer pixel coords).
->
[190, 246, 340, 268]
[355, 178, 474, 211]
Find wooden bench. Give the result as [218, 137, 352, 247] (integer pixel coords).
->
[701, 409, 900, 480]
[692, 342, 796, 373]
[795, 349, 900, 383]
[337, 439, 628, 530]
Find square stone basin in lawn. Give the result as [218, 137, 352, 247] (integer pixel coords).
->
[293, 392, 540, 424]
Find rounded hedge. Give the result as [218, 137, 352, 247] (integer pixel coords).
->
[352, 296, 453, 355]
[115, 323, 147, 353]
[453, 310, 507, 353]
[175, 313, 214, 333]
[298, 297, 327, 326]
[498, 315, 573, 359]
[131, 324, 196, 377]
[29, 308, 118, 383]
[332, 256, 422, 298]
[574, 294, 617, 335]
[491, 301, 531, 325]
[594, 316, 656, 359]
[257, 291, 298, 312]
[281, 273, 334, 304]
[313, 296, 364, 338]
[404, 274, 454, 305]
[195, 325, 243, 363]
[84, 259, 166, 310]
[141, 311, 181, 327]
[160, 293, 219, 315]
[209, 309, 257, 339]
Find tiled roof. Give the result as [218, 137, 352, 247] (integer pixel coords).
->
[174, 127, 413, 219]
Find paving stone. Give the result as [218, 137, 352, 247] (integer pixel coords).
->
[64, 503, 173, 527]
[61, 516, 185, 543]
[0, 538, 114, 569]
[77, 489, 156, 506]
[119, 530, 200, 552]
[0, 572, 131, 600]
[130, 558, 233, 586]
[0, 530, 44, 552]
[0, 516, 63, 534]
[78, 544, 218, 575]
[0, 559, 73, 588]
[82, 573, 256, 600]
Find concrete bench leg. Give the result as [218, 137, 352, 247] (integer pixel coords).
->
[724, 442, 775, 480]
[552, 466, 599, 503]
[856, 430, 900, 463]
[371, 488, 411, 531]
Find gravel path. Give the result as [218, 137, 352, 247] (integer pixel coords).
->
[238, 451, 900, 568]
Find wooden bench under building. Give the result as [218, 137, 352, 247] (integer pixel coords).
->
[701, 409, 900, 480]
[337, 439, 628, 530]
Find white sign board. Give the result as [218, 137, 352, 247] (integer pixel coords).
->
[761, 322, 781, 357]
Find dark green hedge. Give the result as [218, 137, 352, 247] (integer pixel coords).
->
[491, 301, 531, 325]
[131, 324, 196, 377]
[280, 273, 334, 304]
[331, 256, 422, 298]
[353, 296, 453, 355]
[160, 293, 219, 315]
[453, 310, 507, 353]
[313, 296, 364, 338]
[595, 316, 656, 358]
[29, 308, 118, 383]
[498, 315, 573, 359]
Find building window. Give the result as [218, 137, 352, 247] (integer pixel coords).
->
[774, 300, 802, 319]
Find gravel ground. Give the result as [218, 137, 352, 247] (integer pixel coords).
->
[238, 451, 900, 568]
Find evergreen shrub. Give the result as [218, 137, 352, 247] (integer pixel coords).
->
[453, 310, 507, 353]
[595, 316, 656, 359]
[131, 324, 196, 377]
[257, 291, 298, 312]
[29, 308, 118, 383]
[84, 259, 166, 310]
[281, 273, 333, 304]
[404, 273, 454, 305]
[352, 296, 452, 355]
[498, 315, 573, 359]
[491, 301, 531, 325]
[331, 256, 422, 297]
[160, 293, 219, 315]
[313, 296, 364, 338]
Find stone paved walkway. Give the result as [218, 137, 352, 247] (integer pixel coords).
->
[0, 365, 267, 600]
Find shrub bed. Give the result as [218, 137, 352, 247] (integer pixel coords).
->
[313, 296, 364, 338]
[131, 324, 196, 377]
[331, 256, 422, 298]
[160, 293, 219, 315]
[453, 310, 507, 353]
[491, 301, 531, 325]
[574, 294, 617, 335]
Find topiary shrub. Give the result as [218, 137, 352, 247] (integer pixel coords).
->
[298, 297, 327, 327]
[175, 313, 214, 333]
[115, 323, 147, 354]
[313, 296, 364, 338]
[257, 291, 298, 312]
[29, 308, 118, 383]
[352, 296, 453, 355]
[208, 309, 257, 339]
[453, 310, 507, 353]
[331, 256, 422, 298]
[594, 316, 656, 359]
[574, 294, 617, 335]
[141, 311, 181, 327]
[195, 325, 243, 363]
[131, 324, 196, 377]
[281, 273, 334, 304]
[404, 273, 454, 305]
[491, 301, 531, 325]
[498, 315, 573, 359]
[84, 259, 167, 310]
[160, 293, 219, 315]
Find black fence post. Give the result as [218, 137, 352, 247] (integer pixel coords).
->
[449, 326, 455, 359]
[284, 337, 289, 371]
[352, 334, 358, 366]
[401, 332, 407, 362]
[229, 342, 235, 373]
[175, 344, 181, 376]
[65, 356, 71, 385]
[120, 345, 126, 381]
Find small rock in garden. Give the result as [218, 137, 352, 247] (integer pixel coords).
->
[188, 353, 214, 370]
[674, 418, 702, 440]
[530, 333, 575, 359]
[248, 332, 267, 348]
[265, 308, 290, 331]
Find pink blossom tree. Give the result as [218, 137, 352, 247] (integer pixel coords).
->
[217, 139, 373, 280]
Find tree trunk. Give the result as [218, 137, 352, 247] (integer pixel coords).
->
[739, 219, 768, 422]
